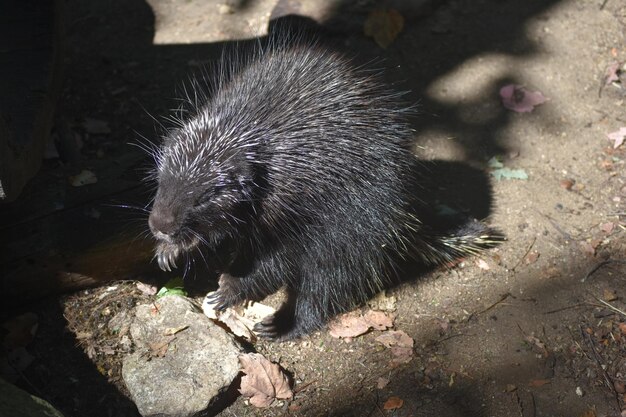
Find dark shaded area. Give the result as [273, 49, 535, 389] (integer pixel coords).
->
[0, 0, 586, 416]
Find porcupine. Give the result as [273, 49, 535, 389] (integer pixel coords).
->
[147, 37, 503, 341]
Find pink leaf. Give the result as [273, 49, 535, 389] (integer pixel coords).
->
[605, 61, 621, 85]
[500, 84, 547, 113]
[607, 127, 626, 149]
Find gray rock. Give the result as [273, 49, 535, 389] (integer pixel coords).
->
[0, 377, 65, 417]
[122, 296, 242, 417]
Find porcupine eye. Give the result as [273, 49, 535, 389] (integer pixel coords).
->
[193, 184, 228, 210]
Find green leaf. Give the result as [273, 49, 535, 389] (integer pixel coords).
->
[491, 168, 529, 181]
[156, 276, 188, 299]
[487, 156, 504, 169]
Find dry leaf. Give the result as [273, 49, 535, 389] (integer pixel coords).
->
[603, 289, 618, 302]
[239, 353, 293, 407]
[383, 396, 404, 410]
[600, 222, 615, 234]
[136, 282, 158, 295]
[243, 301, 276, 321]
[328, 312, 372, 338]
[220, 309, 256, 340]
[560, 178, 575, 190]
[476, 259, 490, 270]
[529, 379, 550, 387]
[607, 127, 626, 149]
[375, 330, 414, 348]
[363, 310, 395, 330]
[605, 61, 621, 85]
[149, 336, 175, 358]
[619, 322, 626, 335]
[390, 346, 413, 365]
[363, 9, 404, 49]
[579, 409, 596, 417]
[328, 310, 394, 339]
[377, 377, 390, 389]
[500, 84, 547, 113]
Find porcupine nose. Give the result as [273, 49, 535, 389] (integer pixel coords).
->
[148, 207, 177, 238]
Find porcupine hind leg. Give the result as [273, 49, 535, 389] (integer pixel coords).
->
[254, 254, 360, 341]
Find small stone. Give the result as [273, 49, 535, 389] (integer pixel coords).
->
[575, 386, 584, 396]
[123, 296, 243, 417]
[560, 178, 574, 190]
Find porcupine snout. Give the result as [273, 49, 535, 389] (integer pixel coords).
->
[148, 206, 177, 241]
[149, 202, 186, 272]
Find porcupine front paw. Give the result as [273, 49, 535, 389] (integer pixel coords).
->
[204, 273, 245, 311]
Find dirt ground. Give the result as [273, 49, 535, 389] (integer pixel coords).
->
[3, 0, 626, 416]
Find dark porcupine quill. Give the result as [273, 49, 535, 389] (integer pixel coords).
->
[147, 36, 504, 340]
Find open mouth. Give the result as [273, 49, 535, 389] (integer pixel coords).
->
[154, 236, 200, 271]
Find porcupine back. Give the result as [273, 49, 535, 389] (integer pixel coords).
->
[151, 37, 502, 339]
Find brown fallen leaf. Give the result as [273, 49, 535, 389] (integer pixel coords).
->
[603, 289, 618, 302]
[383, 396, 404, 410]
[239, 353, 293, 407]
[579, 409, 596, 417]
[529, 379, 550, 387]
[389, 346, 413, 365]
[328, 310, 394, 339]
[149, 335, 175, 358]
[375, 330, 414, 348]
[363, 9, 404, 49]
[363, 310, 395, 330]
[560, 178, 575, 190]
[377, 377, 390, 389]
[619, 322, 626, 335]
[328, 312, 372, 338]
[600, 222, 615, 234]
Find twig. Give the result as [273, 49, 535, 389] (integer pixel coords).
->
[536, 210, 575, 241]
[544, 303, 588, 314]
[594, 297, 626, 318]
[511, 238, 536, 272]
[600, 0, 610, 10]
[293, 379, 318, 394]
[579, 325, 621, 410]
[477, 293, 512, 315]
[583, 259, 626, 282]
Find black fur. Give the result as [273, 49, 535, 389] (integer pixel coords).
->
[148, 38, 502, 340]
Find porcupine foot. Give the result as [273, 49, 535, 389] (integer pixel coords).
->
[254, 290, 324, 341]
